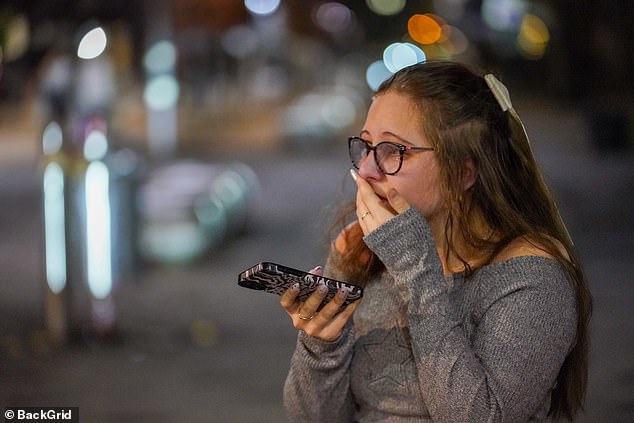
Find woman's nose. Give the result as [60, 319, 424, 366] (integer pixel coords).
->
[357, 151, 382, 180]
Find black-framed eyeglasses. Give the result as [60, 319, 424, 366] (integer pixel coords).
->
[348, 136, 434, 175]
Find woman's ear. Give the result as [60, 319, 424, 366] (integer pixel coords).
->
[463, 157, 477, 191]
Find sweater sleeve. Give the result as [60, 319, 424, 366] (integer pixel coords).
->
[363, 208, 577, 423]
[283, 250, 357, 423]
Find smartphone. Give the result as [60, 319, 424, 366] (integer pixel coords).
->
[238, 262, 363, 309]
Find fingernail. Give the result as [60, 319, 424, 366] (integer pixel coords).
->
[290, 282, 300, 294]
[317, 282, 328, 296]
[337, 288, 348, 301]
[349, 168, 358, 182]
[310, 266, 323, 273]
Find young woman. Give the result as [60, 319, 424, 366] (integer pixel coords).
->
[280, 61, 592, 422]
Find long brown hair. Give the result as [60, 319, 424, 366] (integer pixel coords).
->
[333, 61, 591, 420]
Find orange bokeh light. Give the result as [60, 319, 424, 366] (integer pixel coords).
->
[408, 14, 442, 45]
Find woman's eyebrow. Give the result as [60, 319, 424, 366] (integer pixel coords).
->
[360, 129, 415, 145]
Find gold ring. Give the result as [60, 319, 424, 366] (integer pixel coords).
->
[361, 211, 371, 220]
[298, 312, 315, 321]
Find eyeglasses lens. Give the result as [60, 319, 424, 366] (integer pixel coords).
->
[349, 138, 368, 169]
[349, 138, 402, 174]
[375, 144, 401, 174]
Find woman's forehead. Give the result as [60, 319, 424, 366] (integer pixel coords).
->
[364, 92, 429, 146]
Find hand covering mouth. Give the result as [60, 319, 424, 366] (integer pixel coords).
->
[373, 190, 397, 214]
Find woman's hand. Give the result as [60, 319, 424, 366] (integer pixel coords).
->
[351, 169, 410, 235]
[280, 266, 359, 342]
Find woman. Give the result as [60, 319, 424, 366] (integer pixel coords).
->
[280, 61, 591, 422]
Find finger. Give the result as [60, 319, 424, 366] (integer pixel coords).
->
[355, 178, 396, 234]
[315, 301, 360, 340]
[303, 300, 360, 341]
[333, 301, 359, 325]
[354, 175, 378, 229]
[308, 265, 323, 276]
[356, 187, 374, 234]
[297, 281, 328, 318]
[387, 188, 410, 214]
[312, 287, 349, 323]
[350, 169, 372, 215]
[357, 175, 394, 217]
[281, 266, 322, 312]
[280, 282, 301, 311]
[351, 169, 397, 235]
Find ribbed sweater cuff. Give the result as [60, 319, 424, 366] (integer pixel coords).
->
[298, 323, 355, 358]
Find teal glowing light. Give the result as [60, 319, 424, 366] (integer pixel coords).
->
[366, 60, 392, 91]
[245, 0, 281, 16]
[83, 130, 108, 161]
[42, 121, 63, 155]
[85, 161, 112, 299]
[383, 42, 425, 73]
[144, 40, 176, 74]
[144, 75, 180, 111]
[43, 162, 67, 294]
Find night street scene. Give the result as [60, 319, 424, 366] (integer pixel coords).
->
[1, 1, 632, 422]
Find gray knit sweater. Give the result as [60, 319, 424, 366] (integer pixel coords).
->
[284, 208, 577, 422]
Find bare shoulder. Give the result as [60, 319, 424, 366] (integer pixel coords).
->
[493, 235, 569, 263]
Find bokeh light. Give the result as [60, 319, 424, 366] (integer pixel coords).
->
[383, 42, 426, 73]
[366, 60, 392, 91]
[481, 0, 526, 32]
[144, 40, 176, 74]
[517, 14, 550, 59]
[408, 14, 442, 45]
[43, 162, 67, 294]
[282, 92, 355, 138]
[366, 0, 406, 16]
[77, 26, 107, 59]
[438, 24, 470, 56]
[144, 75, 180, 111]
[313, 2, 353, 34]
[321, 94, 357, 130]
[244, 0, 281, 16]
[221, 25, 259, 59]
[85, 160, 112, 300]
[366, 37, 428, 91]
[3, 14, 30, 62]
[42, 121, 63, 155]
[83, 129, 108, 161]
[434, 0, 469, 21]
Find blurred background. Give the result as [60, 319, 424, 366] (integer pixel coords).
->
[0, 0, 632, 422]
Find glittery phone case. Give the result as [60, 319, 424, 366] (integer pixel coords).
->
[238, 262, 363, 309]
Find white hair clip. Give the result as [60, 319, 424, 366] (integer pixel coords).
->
[484, 74, 513, 112]
[484, 73, 574, 246]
